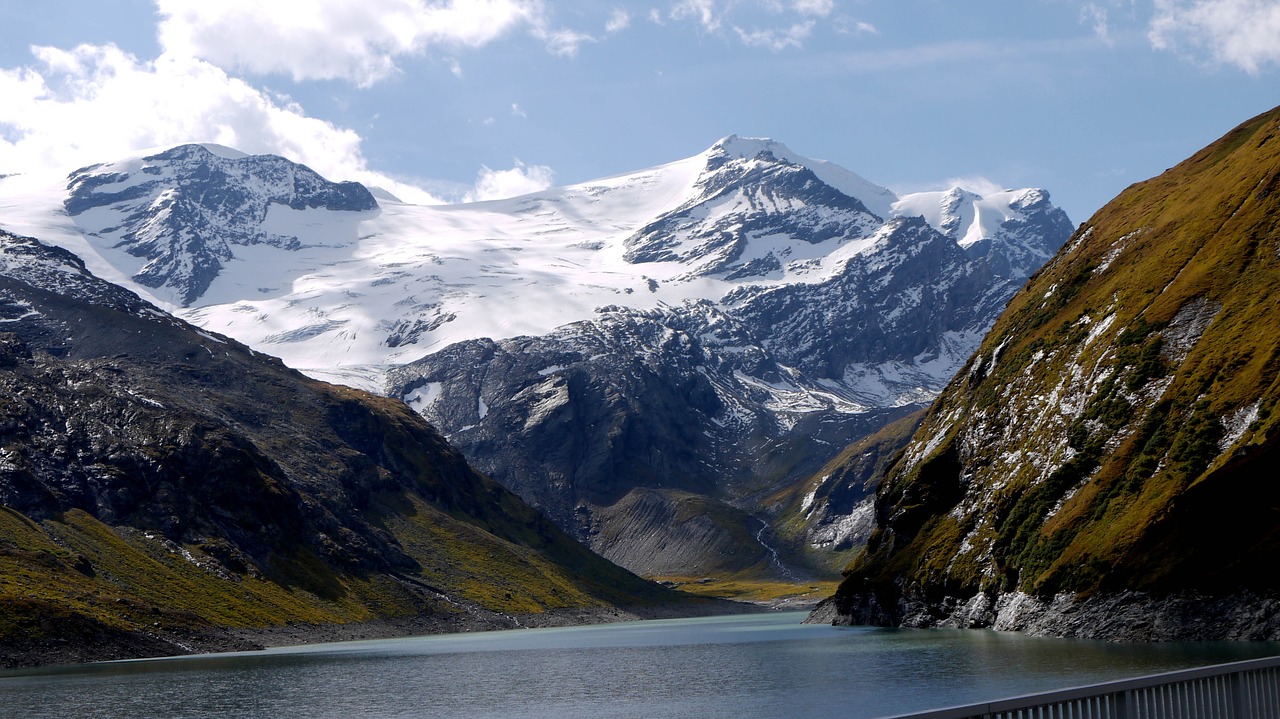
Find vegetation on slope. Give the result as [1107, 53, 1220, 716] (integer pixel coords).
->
[831, 105, 1280, 620]
[0, 231, 685, 667]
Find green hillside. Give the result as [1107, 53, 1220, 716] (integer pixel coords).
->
[820, 106, 1280, 638]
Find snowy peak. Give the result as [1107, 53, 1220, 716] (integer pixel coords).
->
[623, 138, 883, 279]
[63, 144, 378, 306]
[701, 135, 1067, 264]
[891, 185, 1073, 279]
[893, 185, 1028, 245]
[709, 134, 793, 161]
[707, 135, 899, 218]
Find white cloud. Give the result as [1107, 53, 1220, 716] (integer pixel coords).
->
[155, 0, 587, 86]
[534, 26, 596, 57]
[835, 17, 878, 35]
[670, 0, 838, 47]
[464, 161, 554, 201]
[792, 0, 834, 16]
[735, 21, 815, 50]
[511, 102, 527, 118]
[1080, 3, 1113, 44]
[0, 44, 440, 203]
[606, 8, 631, 33]
[671, 0, 722, 32]
[1149, 0, 1280, 73]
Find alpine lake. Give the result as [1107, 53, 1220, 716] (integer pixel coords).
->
[2, 611, 1277, 719]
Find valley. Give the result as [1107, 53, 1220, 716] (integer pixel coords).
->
[7, 104, 1280, 669]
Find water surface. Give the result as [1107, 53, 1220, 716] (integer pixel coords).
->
[2, 611, 1277, 718]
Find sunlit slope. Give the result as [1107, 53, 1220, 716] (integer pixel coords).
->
[821, 105, 1280, 638]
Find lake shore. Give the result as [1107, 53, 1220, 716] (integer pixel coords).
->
[1, 596, 760, 670]
[232, 595, 762, 649]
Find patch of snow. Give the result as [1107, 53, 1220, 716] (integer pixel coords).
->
[801, 486, 820, 513]
[522, 380, 571, 431]
[1218, 401, 1259, 454]
[125, 389, 166, 409]
[807, 497, 876, 550]
[1160, 297, 1221, 363]
[1085, 313, 1116, 347]
[404, 382, 444, 411]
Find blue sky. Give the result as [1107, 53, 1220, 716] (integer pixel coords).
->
[1, 1, 1278, 224]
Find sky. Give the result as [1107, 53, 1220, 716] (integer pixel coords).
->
[1, 1, 1278, 224]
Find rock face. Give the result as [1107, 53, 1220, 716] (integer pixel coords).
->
[767, 410, 926, 575]
[64, 144, 377, 305]
[812, 105, 1280, 639]
[0, 229, 678, 667]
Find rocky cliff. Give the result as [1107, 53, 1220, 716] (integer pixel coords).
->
[811, 106, 1280, 640]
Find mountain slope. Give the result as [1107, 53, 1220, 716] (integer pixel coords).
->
[0, 138, 1073, 581]
[812, 105, 1280, 640]
[0, 229, 693, 667]
[766, 409, 927, 575]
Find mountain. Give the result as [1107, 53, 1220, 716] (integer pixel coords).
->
[378, 140, 1072, 577]
[0, 137, 1073, 581]
[810, 106, 1280, 640]
[65, 144, 378, 306]
[0, 228, 699, 668]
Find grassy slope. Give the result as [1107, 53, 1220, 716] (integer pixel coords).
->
[0, 235, 686, 666]
[836, 106, 1280, 608]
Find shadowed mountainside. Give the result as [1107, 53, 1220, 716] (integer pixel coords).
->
[0, 230, 703, 667]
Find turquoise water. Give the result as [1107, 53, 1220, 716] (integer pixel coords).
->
[2, 611, 1277, 718]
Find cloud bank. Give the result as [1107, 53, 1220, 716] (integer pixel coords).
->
[0, 43, 553, 203]
[1149, 0, 1280, 73]
[155, 0, 570, 85]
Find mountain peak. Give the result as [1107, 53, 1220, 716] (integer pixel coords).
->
[709, 135, 795, 162]
[702, 136, 899, 220]
[62, 144, 378, 307]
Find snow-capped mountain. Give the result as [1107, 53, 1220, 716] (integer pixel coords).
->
[65, 144, 377, 306]
[0, 137, 1073, 578]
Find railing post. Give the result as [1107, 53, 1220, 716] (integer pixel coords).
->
[1229, 671, 1246, 719]
[1113, 690, 1128, 719]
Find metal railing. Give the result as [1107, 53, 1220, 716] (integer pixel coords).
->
[878, 654, 1280, 719]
